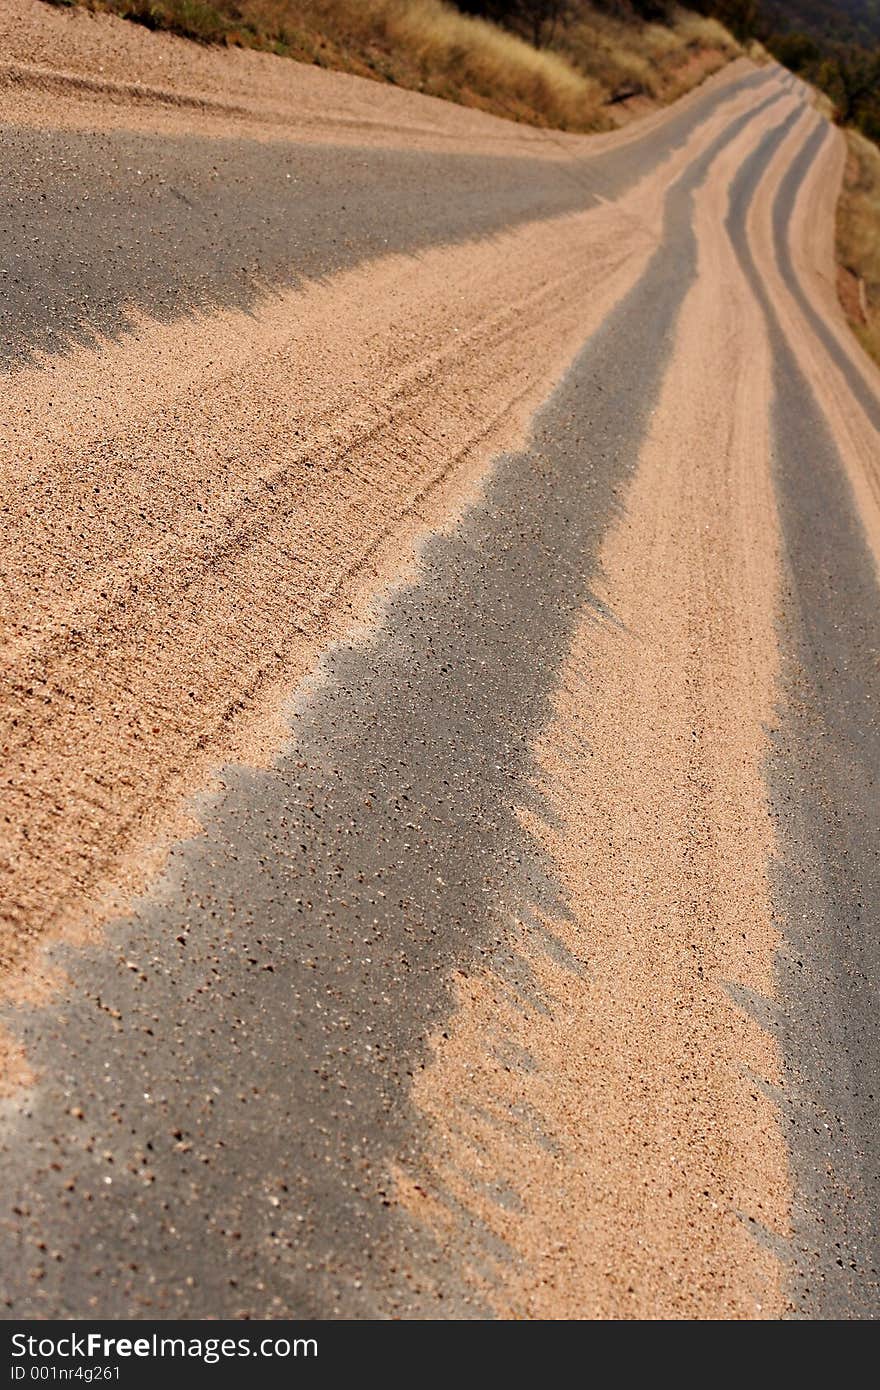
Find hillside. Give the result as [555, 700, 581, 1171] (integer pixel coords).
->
[43, 1, 741, 132]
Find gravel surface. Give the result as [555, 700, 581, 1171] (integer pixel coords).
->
[1, 1, 879, 1320]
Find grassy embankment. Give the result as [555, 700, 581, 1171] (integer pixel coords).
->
[50, 0, 740, 131]
[837, 128, 880, 365]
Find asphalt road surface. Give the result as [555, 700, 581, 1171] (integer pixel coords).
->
[1, 0, 878, 1319]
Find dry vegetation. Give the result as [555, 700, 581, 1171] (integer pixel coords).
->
[52, 0, 740, 130]
[560, 7, 736, 107]
[837, 127, 880, 364]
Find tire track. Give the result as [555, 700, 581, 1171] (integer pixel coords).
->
[726, 98, 880, 1322]
[399, 104, 796, 1319]
[0, 82, 800, 1319]
[773, 123, 880, 434]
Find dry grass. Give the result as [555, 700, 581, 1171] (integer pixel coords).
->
[55, 0, 740, 131]
[560, 8, 736, 108]
[837, 128, 880, 364]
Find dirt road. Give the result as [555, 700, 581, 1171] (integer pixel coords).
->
[1, 1, 878, 1319]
